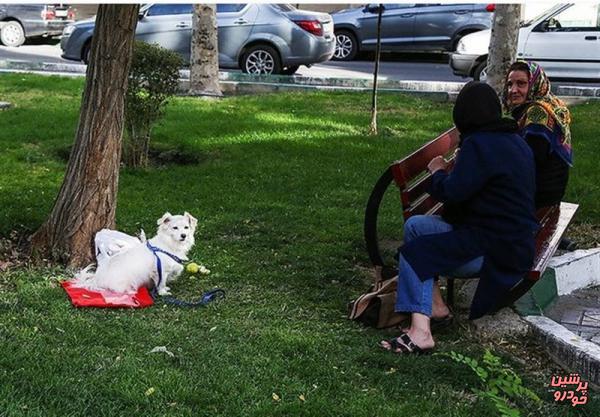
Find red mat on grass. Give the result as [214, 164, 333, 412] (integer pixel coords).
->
[61, 280, 154, 308]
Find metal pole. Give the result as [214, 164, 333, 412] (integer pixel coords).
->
[369, 4, 383, 135]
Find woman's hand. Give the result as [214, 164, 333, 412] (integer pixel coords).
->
[427, 156, 448, 174]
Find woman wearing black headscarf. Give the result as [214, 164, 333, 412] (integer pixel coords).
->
[380, 82, 538, 354]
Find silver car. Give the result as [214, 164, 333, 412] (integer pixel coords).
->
[60, 3, 335, 75]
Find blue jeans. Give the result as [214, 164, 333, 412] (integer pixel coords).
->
[395, 215, 484, 317]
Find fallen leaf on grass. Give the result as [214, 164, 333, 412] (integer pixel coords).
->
[0, 260, 12, 271]
[148, 346, 175, 357]
[299, 394, 306, 402]
[145, 387, 155, 396]
[272, 393, 281, 402]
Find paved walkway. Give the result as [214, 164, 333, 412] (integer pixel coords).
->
[546, 286, 600, 345]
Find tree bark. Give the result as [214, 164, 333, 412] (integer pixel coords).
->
[368, 4, 383, 136]
[486, 4, 522, 94]
[30, 4, 139, 267]
[190, 4, 222, 97]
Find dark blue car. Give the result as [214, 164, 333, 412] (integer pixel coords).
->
[331, 3, 495, 61]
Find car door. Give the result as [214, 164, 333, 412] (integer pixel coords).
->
[135, 4, 193, 61]
[413, 3, 473, 51]
[519, 3, 600, 78]
[359, 4, 417, 52]
[216, 3, 259, 67]
[5, 4, 42, 36]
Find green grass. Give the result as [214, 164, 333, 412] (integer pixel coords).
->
[0, 73, 598, 416]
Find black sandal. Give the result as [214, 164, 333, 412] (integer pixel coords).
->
[430, 314, 454, 331]
[379, 332, 434, 355]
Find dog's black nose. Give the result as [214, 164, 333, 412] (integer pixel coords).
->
[180, 234, 187, 239]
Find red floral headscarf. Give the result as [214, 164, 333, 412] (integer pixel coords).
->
[502, 60, 572, 156]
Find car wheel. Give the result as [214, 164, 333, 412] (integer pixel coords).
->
[281, 65, 299, 76]
[242, 45, 281, 75]
[0, 21, 25, 47]
[82, 41, 91, 64]
[333, 30, 357, 61]
[474, 61, 488, 82]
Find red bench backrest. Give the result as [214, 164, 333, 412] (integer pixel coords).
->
[391, 127, 460, 220]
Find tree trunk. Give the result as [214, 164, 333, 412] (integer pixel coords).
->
[486, 4, 522, 94]
[368, 4, 383, 136]
[30, 4, 139, 267]
[190, 4, 222, 97]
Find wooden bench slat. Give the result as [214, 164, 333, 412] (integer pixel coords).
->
[403, 194, 439, 219]
[427, 202, 444, 216]
[528, 202, 579, 279]
[401, 174, 432, 207]
[391, 128, 459, 188]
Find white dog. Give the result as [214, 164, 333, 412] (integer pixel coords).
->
[74, 212, 197, 295]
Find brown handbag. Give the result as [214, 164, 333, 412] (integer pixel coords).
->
[348, 269, 406, 329]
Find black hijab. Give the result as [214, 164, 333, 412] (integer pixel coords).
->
[453, 81, 517, 142]
[443, 82, 519, 225]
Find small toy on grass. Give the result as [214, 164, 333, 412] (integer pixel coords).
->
[186, 262, 210, 275]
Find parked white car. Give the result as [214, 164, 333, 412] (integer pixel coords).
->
[450, 3, 600, 80]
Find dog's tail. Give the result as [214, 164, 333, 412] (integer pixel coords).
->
[72, 264, 97, 287]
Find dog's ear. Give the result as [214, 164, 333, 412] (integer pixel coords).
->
[157, 212, 172, 226]
[184, 211, 198, 229]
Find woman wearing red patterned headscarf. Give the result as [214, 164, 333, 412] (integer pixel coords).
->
[503, 60, 572, 209]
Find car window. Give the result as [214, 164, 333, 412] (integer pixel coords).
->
[147, 4, 192, 16]
[217, 4, 247, 13]
[547, 3, 600, 31]
[384, 4, 416, 10]
[522, 4, 566, 27]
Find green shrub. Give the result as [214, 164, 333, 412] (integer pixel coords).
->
[438, 349, 542, 417]
[124, 41, 183, 168]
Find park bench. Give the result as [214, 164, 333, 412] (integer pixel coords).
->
[364, 127, 579, 310]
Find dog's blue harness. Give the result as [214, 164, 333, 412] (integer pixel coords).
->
[146, 242, 225, 307]
[146, 241, 185, 291]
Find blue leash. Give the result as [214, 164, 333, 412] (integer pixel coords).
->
[156, 288, 226, 307]
[146, 242, 225, 307]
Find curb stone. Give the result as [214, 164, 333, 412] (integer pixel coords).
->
[514, 248, 600, 316]
[549, 248, 600, 296]
[2, 59, 600, 100]
[525, 315, 600, 387]
[517, 249, 600, 387]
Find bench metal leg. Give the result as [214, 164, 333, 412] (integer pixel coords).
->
[497, 279, 537, 310]
[446, 277, 454, 308]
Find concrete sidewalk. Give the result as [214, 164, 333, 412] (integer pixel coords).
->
[2, 59, 600, 102]
[517, 249, 600, 387]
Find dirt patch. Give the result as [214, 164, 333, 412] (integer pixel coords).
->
[0, 231, 30, 273]
[568, 222, 600, 249]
